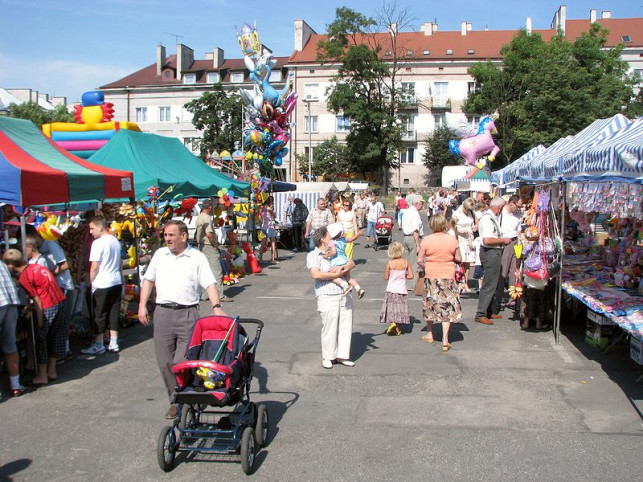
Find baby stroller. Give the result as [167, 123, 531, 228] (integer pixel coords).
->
[157, 316, 267, 475]
[374, 215, 394, 250]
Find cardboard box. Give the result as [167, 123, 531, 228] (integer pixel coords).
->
[587, 310, 614, 326]
[631, 336, 643, 365]
[585, 319, 618, 348]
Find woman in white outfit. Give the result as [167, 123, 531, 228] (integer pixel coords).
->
[451, 198, 477, 292]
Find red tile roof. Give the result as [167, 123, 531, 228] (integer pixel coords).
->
[288, 17, 643, 64]
[100, 55, 290, 90]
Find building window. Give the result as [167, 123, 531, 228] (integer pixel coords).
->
[622, 35, 631, 43]
[231, 72, 244, 83]
[433, 113, 446, 127]
[304, 116, 319, 133]
[206, 72, 220, 83]
[336, 115, 350, 132]
[401, 82, 415, 103]
[159, 106, 171, 122]
[433, 82, 449, 107]
[183, 137, 200, 152]
[402, 116, 416, 140]
[135, 107, 147, 123]
[183, 73, 196, 84]
[304, 83, 319, 101]
[269, 70, 282, 82]
[446, 49, 453, 55]
[467, 82, 477, 94]
[467, 49, 475, 55]
[400, 148, 415, 164]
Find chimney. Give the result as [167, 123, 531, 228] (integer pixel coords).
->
[601, 11, 611, 19]
[157, 44, 166, 76]
[467, 22, 472, 32]
[590, 9, 597, 23]
[294, 19, 316, 52]
[421, 22, 434, 36]
[212, 47, 224, 68]
[526, 16, 532, 34]
[551, 5, 566, 35]
[433, 23, 438, 33]
[461, 21, 467, 36]
[176, 43, 194, 80]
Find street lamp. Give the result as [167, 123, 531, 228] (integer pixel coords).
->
[303, 99, 313, 182]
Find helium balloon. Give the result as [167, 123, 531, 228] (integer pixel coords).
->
[235, 22, 261, 57]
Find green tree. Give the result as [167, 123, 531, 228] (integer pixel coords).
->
[6, 101, 74, 127]
[317, 5, 414, 192]
[184, 83, 244, 159]
[465, 24, 637, 164]
[421, 126, 459, 186]
[297, 136, 350, 181]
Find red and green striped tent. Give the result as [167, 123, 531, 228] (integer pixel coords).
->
[0, 117, 134, 206]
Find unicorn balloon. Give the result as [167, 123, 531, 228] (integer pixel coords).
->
[449, 113, 500, 169]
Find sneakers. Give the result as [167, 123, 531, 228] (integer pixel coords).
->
[357, 288, 365, 299]
[81, 343, 105, 355]
[322, 359, 333, 369]
[107, 342, 120, 353]
[336, 359, 355, 367]
[220, 296, 234, 302]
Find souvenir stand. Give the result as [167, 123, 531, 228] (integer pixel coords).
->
[496, 115, 643, 368]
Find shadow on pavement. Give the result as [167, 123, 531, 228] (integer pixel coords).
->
[0, 458, 32, 481]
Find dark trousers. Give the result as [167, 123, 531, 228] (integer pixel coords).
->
[476, 248, 502, 320]
[293, 224, 304, 250]
[91, 285, 122, 334]
[493, 240, 518, 313]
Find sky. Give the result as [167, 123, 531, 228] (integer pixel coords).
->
[0, 0, 640, 103]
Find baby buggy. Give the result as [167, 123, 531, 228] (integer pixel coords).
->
[374, 215, 394, 250]
[157, 316, 267, 475]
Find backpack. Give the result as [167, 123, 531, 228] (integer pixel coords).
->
[292, 203, 309, 225]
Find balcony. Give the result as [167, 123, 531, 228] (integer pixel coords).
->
[430, 96, 451, 109]
[401, 130, 417, 141]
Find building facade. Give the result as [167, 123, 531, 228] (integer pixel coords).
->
[98, 6, 643, 188]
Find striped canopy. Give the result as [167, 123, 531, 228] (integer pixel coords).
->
[521, 114, 632, 182]
[493, 145, 545, 185]
[0, 117, 134, 206]
[565, 116, 643, 183]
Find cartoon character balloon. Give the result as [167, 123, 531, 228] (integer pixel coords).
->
[235, 21, 296, 177]
[449, 112, 500, 169]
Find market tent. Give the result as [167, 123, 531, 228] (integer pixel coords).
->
[521, 114, 632, 182]
[289, 182, 337, 194]
[453, 167, 492, 192]
[492, 145, 546, 186]
[565, 116, 643, 183]
[0, 117, 134, 206]
[88, 130, 250, 199]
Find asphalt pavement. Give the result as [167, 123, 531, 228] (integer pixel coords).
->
[1, 230, 642, 481]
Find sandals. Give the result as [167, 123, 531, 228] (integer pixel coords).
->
[442, 344, 451, 352]
[421, 335, 435, 343]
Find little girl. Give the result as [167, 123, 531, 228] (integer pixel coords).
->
[379, 241, 414, 335]
[324, 223, 365, 298]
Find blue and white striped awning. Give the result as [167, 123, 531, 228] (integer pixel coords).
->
[492, 145, 545, 185]
[564, 116, 643, 183]
[522, 114, 632, 182]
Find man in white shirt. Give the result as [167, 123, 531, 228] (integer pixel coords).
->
[138, 220, 226, 419]
[405, 187, 421, 207]
[401, 198, 424, 266]
[353, 191, 369, 229]
[494, 195, 523, 312]
[365, 194, 385, 248]
[475, 197, 512, 325]
[81, 216, 123, 355]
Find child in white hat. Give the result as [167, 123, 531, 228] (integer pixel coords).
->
[323, 223, 365, 298]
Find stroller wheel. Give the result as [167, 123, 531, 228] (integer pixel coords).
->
[179, 405, 196, 441]
[157, 425, 178, 472]
[254, 404, 270, 447]
[240, 426, 256, 474]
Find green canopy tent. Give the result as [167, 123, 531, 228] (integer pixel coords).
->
[88, 130, 250, 199]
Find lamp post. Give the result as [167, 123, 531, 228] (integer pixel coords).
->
[303, 99, 313, 181]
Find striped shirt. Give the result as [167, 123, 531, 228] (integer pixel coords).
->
[306, 248, 343, 298]
[0, 261, 20, 307]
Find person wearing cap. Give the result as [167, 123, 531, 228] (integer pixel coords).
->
[195, 199, 232, 302]
[323, 222, 365, 298]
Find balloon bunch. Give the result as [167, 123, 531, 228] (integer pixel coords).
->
[235, 21, 297, 176]
[217, 188, 235, 208]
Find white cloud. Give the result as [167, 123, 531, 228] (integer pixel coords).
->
[0, 51, 135, 103]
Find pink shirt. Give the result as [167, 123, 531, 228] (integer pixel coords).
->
[420, 232, 459, 279]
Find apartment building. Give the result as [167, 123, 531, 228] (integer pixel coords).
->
[98, 6, 643, 187]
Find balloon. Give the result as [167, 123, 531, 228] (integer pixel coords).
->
[228, 190, 235, 197]
[249, 130, 263, 146]
[235, 22, 261, 57]
[262, 102, 274, 120]
[221, 188, 228, 194]
[449, 112, 500, 168]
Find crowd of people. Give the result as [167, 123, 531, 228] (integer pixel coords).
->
[305, 187, 553, 369]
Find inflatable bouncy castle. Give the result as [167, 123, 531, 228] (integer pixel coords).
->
[42, 91, 140, 158]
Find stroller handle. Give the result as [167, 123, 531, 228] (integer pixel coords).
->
[238, 318, 264, 329]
